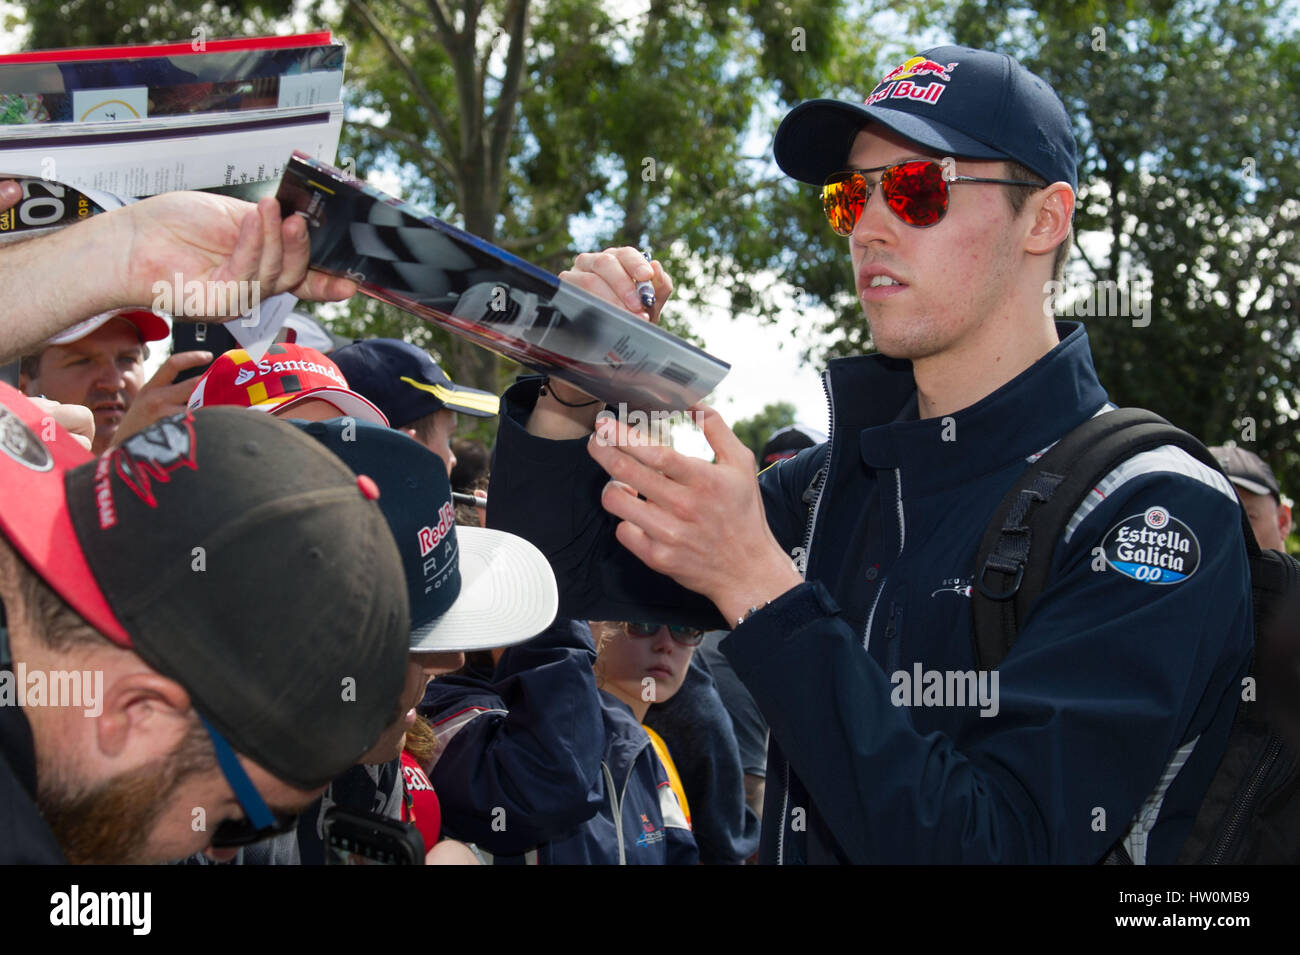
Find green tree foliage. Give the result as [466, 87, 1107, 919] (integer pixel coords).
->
[332, 0, 895, 395]
[733, 400, 797, 459]
[18, 0, 909, 399]
[943, 0, 1300, 495]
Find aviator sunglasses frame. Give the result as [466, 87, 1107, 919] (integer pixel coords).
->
[822, 158, 1046, 234]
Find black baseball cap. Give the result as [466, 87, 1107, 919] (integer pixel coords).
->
[0, 383, 409, 790]
[297, 419, 558, 652]
[1210, 445, 1282, 500]
[761, 424, 827, 467]
[774, 45, 1078, 192]
[332, 339, 499, 429]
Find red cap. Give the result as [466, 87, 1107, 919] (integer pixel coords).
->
[47, 308, 170, 346]
[187, 343, 389, 426]
[0, 384, 130, 645]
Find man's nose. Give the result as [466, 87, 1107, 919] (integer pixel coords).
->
[93, 358, 127, 392]
[852, 180, 896, 244]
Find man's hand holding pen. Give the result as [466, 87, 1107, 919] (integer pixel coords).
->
[530, 247, 675, 433]
[548, 246, 801, 626]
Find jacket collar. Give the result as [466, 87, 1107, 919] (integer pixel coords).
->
[827, 322, 1109, 495]
[598, 691, 651, 780]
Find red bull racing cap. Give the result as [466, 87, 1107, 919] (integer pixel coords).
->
[774, 45, 1078, 193]
[296, 418, 557, 653]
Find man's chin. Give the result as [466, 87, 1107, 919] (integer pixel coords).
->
[90, 414, 122, 452]
[38, 760, 184, 865]
[862, 314, 943, 363]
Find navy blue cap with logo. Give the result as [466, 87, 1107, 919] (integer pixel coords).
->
[294, 419, 556, 652]
[774, 45, 1078, 192]
[331, 339, 500, 430]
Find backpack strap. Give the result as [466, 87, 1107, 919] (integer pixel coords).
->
[972, 408, 1294, 865]
[972, 408, 1225, 670]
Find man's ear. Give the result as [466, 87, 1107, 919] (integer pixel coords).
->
[95, 671, 193, 760]
[1023, 183, 1074, 257]
[1278, 502, 1292, 542]
[401, 427, 419, 441]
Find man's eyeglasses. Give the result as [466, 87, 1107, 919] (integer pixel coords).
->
[200, 715, 299, 849]
[625, 622, 705, 647]
[822, 159, 1045, 234]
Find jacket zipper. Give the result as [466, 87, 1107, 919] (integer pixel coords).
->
[883, 602, 903, 673]
[603, 735, 654, 865]
[862, 468, 905, 652]
[780, 370, 836, 866]
[777, 759, 791, 866]
[1206, 735, 1282, 864]
[602, 762, 626, 865]
[796, 370, 835, 572]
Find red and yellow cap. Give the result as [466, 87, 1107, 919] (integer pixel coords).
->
[187, 342, 389, 426]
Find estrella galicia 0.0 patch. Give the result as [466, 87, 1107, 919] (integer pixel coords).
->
[1102, 506, 1201, 584]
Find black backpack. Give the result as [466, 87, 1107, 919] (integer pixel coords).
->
[972, 408, 1300, 864]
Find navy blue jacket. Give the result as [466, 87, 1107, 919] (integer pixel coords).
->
[0, 701, 65, 863]
[418, 619, 697, 864]
[486, 322, 1253, 864]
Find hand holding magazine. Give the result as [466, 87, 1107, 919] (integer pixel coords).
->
[275, 152, 729, 411]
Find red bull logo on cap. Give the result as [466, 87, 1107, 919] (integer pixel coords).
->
[865, 56, 959, 107]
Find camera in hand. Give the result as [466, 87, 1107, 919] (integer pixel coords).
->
[323, 806, 424, 865]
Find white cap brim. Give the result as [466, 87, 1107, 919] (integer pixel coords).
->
[408, 526, 558, 653]
[267, 388, 390, 428]
[47, 309, 170, 346]
[1227, 475, 1275, 498]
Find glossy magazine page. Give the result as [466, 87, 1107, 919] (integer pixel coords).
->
[0, 104, 342, 198]
[0, 43, 345, 124]
[276, 152, 730, 411]
[0, 174, 126, 242]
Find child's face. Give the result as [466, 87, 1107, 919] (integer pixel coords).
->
[598, 624, 698, 709]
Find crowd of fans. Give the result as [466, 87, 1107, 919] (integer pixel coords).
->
[1, 42, 1294, 867]
[0, 182, 784, 863]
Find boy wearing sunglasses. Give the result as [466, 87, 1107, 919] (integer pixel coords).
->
[594, 620, 702, 828]
[417, 618, 699, 864]
[485, 45, 1252, 865]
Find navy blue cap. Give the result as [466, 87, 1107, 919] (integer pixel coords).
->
[331, 338, 500, 430]
[295, 419, 556, 653]
[774, 45, 1078, 192]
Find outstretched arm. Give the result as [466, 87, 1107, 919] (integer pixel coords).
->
[0, 192, 356, 361]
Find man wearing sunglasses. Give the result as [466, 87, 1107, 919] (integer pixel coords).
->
[0, 385, 410, 863]
[485, 45, 1252, 865]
